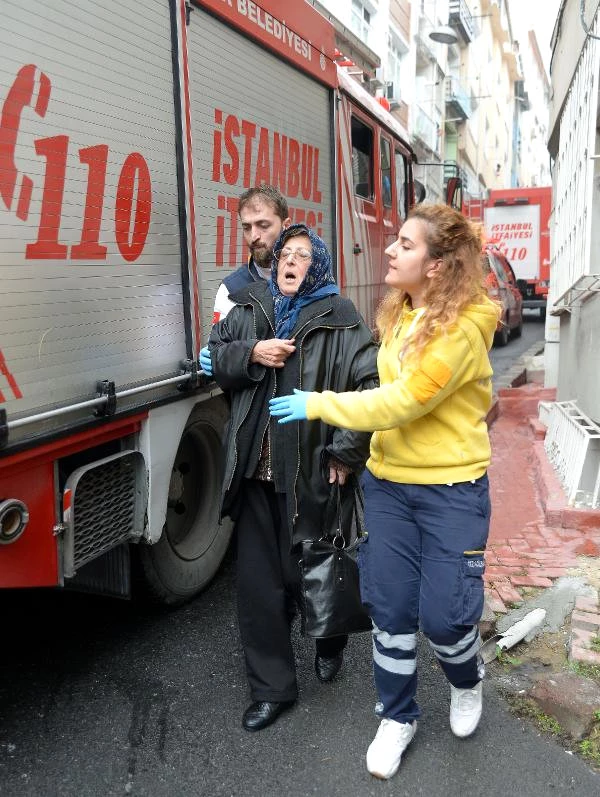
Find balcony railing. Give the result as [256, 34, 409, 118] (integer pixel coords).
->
[414, 106, 441, 156]
[449, 0, 475, 44]
[445, 76, 472, 120]
[392, 99, 409, 131]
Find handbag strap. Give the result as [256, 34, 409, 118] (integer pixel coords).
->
[333, 481, 346, 549]
[352, 474, 365, 535]
[332, 476, 367, 549]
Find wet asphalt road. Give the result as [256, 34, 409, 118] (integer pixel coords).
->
[1, 544, 598, 797]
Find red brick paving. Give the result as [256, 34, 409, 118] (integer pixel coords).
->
[569, 596, 600, 665]
[486, 384, 600, 644]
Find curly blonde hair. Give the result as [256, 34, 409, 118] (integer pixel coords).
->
[376, 204, 496, 358]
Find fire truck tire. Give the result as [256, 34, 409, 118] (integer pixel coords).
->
[136, 398, 233, 605]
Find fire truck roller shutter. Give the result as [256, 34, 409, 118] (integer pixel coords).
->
[187, 4, 334, 343]
[0, 0, 189, 433]
[137, 396, 233, 605]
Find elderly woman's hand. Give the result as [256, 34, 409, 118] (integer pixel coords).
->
[327, 457, 352, 485]
[251, 338, 296, 368]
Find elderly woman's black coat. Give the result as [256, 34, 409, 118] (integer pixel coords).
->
[208, 280, 378, 548]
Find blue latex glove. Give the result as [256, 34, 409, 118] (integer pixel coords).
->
[199, 346, 212, 376]
[269, 389, 311, 423]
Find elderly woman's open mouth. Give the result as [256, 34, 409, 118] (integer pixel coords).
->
[283, 267, 298, 284]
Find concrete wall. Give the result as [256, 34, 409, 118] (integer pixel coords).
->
[556, 298, 600, 423]
[548, 0, 600, 154]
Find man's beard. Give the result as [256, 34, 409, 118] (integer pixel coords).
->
[251, 244, 273, 268]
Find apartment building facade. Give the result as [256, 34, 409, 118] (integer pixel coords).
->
[315, 0, 550, 206]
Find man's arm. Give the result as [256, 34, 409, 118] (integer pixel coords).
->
[212, 282, 236, 324]
[200, 283, 235, 375]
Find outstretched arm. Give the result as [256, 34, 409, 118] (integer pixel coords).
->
[270, 329, 481, 431]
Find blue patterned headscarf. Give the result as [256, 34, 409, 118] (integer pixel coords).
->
[269, 224, 339, 339]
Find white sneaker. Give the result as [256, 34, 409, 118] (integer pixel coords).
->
[366, 719, 417, 780]
[449, 681, 483, 738]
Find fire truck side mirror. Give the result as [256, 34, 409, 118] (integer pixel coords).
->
[414, 180, 426, 204]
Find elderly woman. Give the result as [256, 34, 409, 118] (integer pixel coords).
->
[208, 223, 378, 731]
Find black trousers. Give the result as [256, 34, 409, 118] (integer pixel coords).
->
[236, 478, 347, 702]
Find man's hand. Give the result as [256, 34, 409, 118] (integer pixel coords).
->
[199, 346, 212, 376]
[327, 457, 352, 485]
[251, 338, 296, 368]
[269, 388, 310, 423]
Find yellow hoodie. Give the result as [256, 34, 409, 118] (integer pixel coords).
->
[306, 297, 500, 484]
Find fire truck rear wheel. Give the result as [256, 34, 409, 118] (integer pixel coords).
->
[137, 399, 233, 605]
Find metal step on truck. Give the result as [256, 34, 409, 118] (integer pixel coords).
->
[0, 0, 416, 603]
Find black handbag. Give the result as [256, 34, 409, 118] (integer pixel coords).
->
[299, 479, 372, 638]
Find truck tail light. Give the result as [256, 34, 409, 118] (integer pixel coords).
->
[0, 499, 29, 544]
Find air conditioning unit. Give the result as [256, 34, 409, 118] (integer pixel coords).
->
[386, 81, 396, 100]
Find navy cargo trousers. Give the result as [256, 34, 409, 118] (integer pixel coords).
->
[359, 469, 491, 724]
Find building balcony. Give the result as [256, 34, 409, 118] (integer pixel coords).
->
[449, 0, 474, 44]
[413, 105, 441, 156]
[445, 76, 472, 120]
[444, 160, 468, 187]
[390, 98, 409, 130]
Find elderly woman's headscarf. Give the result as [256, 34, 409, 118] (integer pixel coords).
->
[269, 224, 339, 339]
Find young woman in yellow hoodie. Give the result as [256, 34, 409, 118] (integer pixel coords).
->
[270, 204, 501, 780]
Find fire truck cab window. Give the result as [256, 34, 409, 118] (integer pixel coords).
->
[395, 150, 408, 220]
[351, 116, 374, 199]
[381, 137, 392, 207]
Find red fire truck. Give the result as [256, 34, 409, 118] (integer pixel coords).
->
[468, 186, 552, 319]
[0, 0, 416, 602]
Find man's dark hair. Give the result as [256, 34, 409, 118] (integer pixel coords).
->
[238, 184, 289, 220]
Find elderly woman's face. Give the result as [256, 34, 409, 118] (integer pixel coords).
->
[276, 234, 312, 296]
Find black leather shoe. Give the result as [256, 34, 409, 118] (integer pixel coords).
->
[315, 653, 344, 683]
[242, 700, 295, 731]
